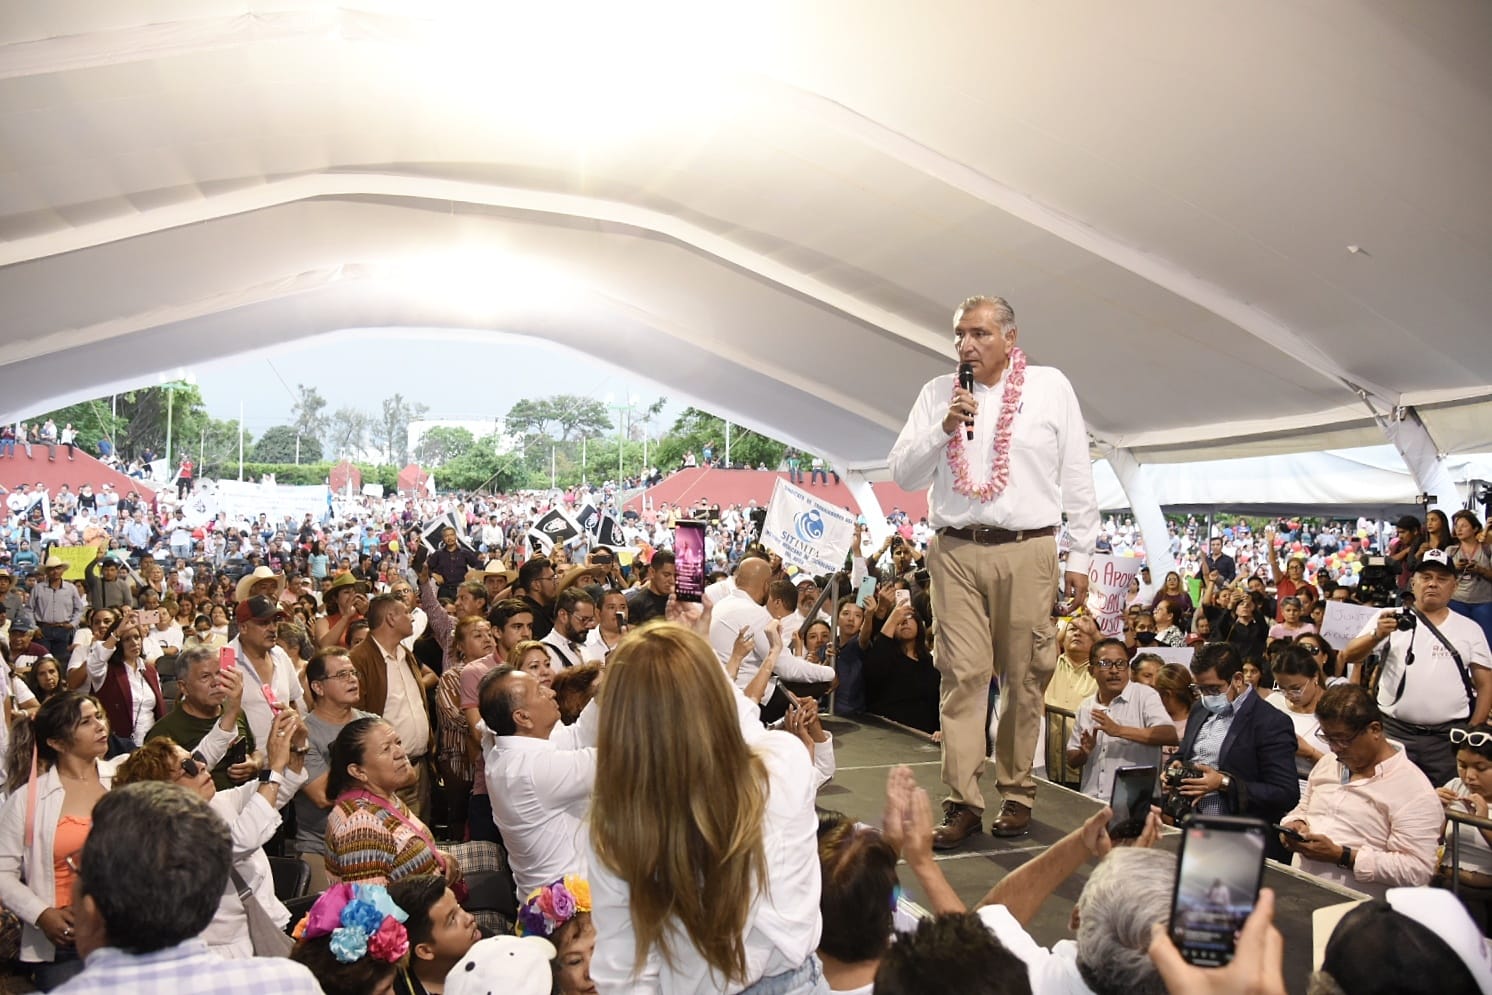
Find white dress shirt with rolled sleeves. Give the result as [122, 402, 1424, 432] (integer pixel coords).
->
[483, 701, 601, 899]
[708, 591, 835, 703]
[887, 366, 1100, 575]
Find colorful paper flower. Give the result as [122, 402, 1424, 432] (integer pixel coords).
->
[367, 917, 410, 963]
[330, 924, 371, 964]
[562, 875, 591, 912]
[514, 876, 591, 939]
[355, 883, 410, 924]
[304, 883, 356, 939]
[340, 898, 385, 936]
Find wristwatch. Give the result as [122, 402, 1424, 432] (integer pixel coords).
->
[257, 769, 284, 785]
[1219, 773, 1233, 792]
[1338, 845, 1354, 868]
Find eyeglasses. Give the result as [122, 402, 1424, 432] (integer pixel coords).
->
[1091, 659, 1129, 670]
[1451, 729, 1492, 748]
[1299, 643, 1326, 656]
[1319, 726, 1370, 752]
[1272, 683, 1307, 699]
[1189, 683, 1230, 697]
[321, 669, 359, 683]
[178, 755, 201, 779]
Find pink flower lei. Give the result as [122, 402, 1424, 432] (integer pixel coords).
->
[946, 347, 1027, 501]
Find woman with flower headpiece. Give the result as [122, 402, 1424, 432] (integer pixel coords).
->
[586, 623, 826, 994]
[292, 881, 412, 995]
[514, 874, 595, 995]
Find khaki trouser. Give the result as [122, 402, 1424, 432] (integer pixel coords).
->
[929, 533, 1059, 813]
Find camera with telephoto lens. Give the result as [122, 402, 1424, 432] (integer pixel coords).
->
[1161, 765, 1204, 822]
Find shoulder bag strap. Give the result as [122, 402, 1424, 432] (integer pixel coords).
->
[1415, 609, 1476, 721]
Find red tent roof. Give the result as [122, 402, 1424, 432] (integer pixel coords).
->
[328, 460, 362, 494]
[622, 468, 928, 521]
[0, 449, 156, 504]
[398, 463, 430, 495]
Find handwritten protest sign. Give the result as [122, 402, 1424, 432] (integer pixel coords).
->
[1319, 601, 1383, 650]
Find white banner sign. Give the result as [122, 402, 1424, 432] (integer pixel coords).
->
[1319, 600, 1383, 650]
[761, 478, 857, 577]
[1085, 554, 1146, 639]
[211, 480, 331, 524]
[361, 484, 384, 498]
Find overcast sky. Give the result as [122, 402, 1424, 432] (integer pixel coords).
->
[189, 328, 684, 440]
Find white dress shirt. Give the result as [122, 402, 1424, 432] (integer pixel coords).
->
[375, 638, 429, 758]
[708, 591, 835, 701]
[586, 685, 823, 994]
[225, 638, 306, 747]
[541, 628, 585, 670]
[484, 702, 601, 898]
[84, 643, 156, 747]
[1065, 681, 1171, 801]
[206, 770, 308, 958]
[888, 366, 1100, 574]
[582, 627, 619, 664]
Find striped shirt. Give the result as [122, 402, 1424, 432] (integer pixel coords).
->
[53, 938, 322, 994]
[324, 796, 442, 886]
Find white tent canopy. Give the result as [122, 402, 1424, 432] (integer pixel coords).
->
[3, 1, 1491, 480]
[1092, 446, 1492, 516]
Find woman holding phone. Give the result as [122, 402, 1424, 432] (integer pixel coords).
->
[80, 609, 165, 754]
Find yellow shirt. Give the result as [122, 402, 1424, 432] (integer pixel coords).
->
[1044, 654, 1097, 784]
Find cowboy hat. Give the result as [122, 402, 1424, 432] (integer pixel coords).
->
[234, 565, 287, 603]
[467, 563, 519, 587]
[43, 555, 67, 570]
[324, 572, 369, 596]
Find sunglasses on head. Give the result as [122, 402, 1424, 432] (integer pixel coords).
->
[1451, 729, 1492, 748]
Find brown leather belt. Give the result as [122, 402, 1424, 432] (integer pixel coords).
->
[937, 525, 1057, 546]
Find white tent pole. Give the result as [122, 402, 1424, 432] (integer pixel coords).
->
[1107, 448, 1178, 581]
[1377, 407, 1459, 515]
[843, 469, 891, 546]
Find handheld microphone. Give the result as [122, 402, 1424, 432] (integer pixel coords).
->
[957, 362, 975, 440]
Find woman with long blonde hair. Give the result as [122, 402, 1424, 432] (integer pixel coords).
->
[586, 623, 827, 994]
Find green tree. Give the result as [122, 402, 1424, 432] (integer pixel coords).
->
[504, 395, 612, 442]
[653, 408, 787, 471]
[439, 435, 527, 492]
[253, 425, 322, 463]
[34, 384, 210, 461]
[291, 384, 328, 450]
[327, 406, 371, 461]
[413, 426, 477, 466]
[196, 417, 252, 478]
[372, 393, 428, 466]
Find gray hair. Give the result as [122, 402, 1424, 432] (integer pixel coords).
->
[178, 645, 217, 675]
[1075, 847, 1174, 995]
[78, 782, 231, 953]
[953, 295, 1016, 331]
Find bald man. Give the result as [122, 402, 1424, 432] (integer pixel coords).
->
[708, 558, 835, 723]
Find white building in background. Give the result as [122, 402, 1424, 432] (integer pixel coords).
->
[406, 417, 521, 463]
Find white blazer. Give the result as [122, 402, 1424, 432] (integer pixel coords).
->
[0, 756, 127, 963]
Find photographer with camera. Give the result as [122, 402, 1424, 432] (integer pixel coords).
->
[1166, 643, 1298, 858]
[1339, 548, 1492, 787]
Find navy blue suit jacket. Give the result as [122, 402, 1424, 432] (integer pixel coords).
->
[1176, 690, 1300, 823]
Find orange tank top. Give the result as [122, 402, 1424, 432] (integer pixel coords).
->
[52, 816, 91, 909]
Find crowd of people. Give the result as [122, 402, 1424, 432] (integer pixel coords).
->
[0, 353, 1489, 991]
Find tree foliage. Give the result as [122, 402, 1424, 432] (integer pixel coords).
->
[437, 436, 526, 492]
[372, 393, 428, 466]
[413, 426, 476, 466]
[327, 407, 371, 460]
[504, 395, 613, 442]
[33, 384, 213, 462]
[652, 408, 788, 471]
[291, 384, 328, 449]
[252, 425, 322, 464]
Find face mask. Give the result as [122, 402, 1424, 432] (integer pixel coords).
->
[1136, 631, 1157, 645]
[1201, 693, 1230, 715]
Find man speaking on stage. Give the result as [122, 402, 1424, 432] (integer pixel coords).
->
[890, 295, 1099, 847]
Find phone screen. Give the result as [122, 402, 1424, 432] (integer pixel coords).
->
[1169, 816, 1268, 967]
[673, 520, 707, 604]
[1107, 765, 1156, 840]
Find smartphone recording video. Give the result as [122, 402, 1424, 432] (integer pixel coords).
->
[673, 520, 707, 604]
[1169, 815, 1268, 967]
[1107, 765, 1156, 841]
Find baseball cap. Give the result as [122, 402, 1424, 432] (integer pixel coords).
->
[1415, 548, 1457, 574]
[1318, 887, 1492, 994]
[235, 595, 286, 625]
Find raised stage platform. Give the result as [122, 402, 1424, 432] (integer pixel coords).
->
[823, 714, 1366, 993]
